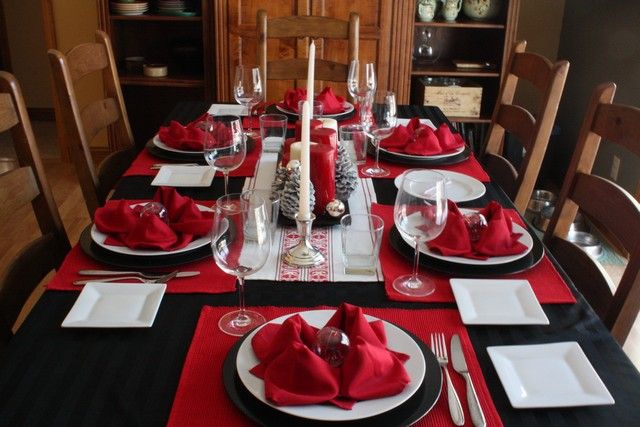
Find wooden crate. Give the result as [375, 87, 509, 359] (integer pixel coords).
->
[418, 78, 483, 118]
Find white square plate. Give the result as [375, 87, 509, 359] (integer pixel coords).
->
[151, 166, 215, 187]
[450, 279, 549, 325]
[61, 283, 166, 328]
[487, 342, 615, 408]
[207, 104, 247, 116]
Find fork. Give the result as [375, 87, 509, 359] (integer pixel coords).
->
[73, 271, 178, 286]
[431, 333, 465, 426]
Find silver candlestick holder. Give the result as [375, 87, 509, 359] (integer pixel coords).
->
[282, 213, 325, 267]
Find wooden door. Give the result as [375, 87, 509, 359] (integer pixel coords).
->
[216, 0, 396, 102]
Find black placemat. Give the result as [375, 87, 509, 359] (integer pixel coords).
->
[388, 225, 544, 277]
[222, 324, 441, 427]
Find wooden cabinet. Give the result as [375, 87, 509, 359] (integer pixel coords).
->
[404, 0, 520, 123]
[97, 0, 215, 144]
[214, 0, 395, 102]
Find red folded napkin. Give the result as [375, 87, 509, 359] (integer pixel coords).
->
[281, 88, 307, 113]
[249, 302, 411, 409]
[94, 187, 213, 251]
[315, 86, 346, 114]
[380, 119, 465, 156]
[158, 113, 208, 151]
[429, 200, 528, 260]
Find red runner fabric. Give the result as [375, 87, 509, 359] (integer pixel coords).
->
[358, 153, 490, 181]
[371, 204, 576, 304]
[167, 305, 503, 427]
[123, 139, 262, 177]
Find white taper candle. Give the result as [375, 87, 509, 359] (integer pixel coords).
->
[299, 100, 311, 220]
[306, 41, 315, 104]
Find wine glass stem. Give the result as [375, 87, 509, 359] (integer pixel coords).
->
[247, 103, 254, 133]
[373, 137, 381, 170]
[237, 276, 246, 315]
[223, 171, 230, 196]
[412, 239, 421, 280]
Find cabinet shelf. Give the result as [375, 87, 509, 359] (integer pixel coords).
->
[411, 64, 500, 78]
[120, 74, 204, 88]
[110, 14, 202, 22]
[414, 20, 505, 29]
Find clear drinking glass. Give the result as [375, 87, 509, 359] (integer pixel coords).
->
[347, 60, 376, 126]
[393, 170, 448, 296]
[203, 114, 246, 196]
[234, 65, 263, 138]
[212, 192, 271, 336]
[362, 91, 397, 177]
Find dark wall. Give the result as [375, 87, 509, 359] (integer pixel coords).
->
[548, 0, 640, 189]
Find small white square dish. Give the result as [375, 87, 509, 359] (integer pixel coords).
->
[487, 342, 615, 408]
[61, 283, 166, 328]
[207, 104, 247, 116]
[151, 165, 215, 187]
[450, 279, 549, 325]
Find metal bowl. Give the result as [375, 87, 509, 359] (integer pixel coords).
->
[567, 231, 603, 259]
[534, 206, 588, 233]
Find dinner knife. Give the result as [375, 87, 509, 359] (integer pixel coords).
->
[78, 270, 200, 278]
[451, 334, 486, 427]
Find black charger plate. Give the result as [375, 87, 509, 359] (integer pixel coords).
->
[79, 225, 211, 269]
[372, 145, 472, 166]
[388, 225, 545, 277]
[265, 103, 355, 123]
[222, 324, 441, 427]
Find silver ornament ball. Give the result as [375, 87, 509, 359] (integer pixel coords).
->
[325, 199, 346, 217]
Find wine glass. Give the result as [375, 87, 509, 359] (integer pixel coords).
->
[203, 114, 246, 196]
[347, 60, 376, 126]
[212, 192, 271, 336]
[234, 65, 263, 138]
[362, 91, 397, 177]
[393, 170, 448, 297]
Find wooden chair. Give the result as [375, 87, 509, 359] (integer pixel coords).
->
[0, 71, 71, 346]
[256, 10, 359, 101]
[47, 30, 137, 218]
[481, 40, 570, 212]
[543, 82, 640, 345]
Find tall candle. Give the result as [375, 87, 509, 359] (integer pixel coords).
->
[299, 100, 311, 220]
[306, 41, 315, 103]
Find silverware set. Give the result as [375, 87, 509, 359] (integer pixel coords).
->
[150, 163, 200, 169]
[72, 270, 200, 285]
[431, 332, 486, 427]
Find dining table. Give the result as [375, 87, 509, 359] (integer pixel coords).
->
[1, 101, 639, 426]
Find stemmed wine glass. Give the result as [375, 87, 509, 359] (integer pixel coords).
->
[234, 65, 263, 138]
[203, 114, 246, 196]
[212, 192, 271, 336]
[362, 91, 397, 177]
[347, 60, 376, 127]
[393, 170, 448, 297]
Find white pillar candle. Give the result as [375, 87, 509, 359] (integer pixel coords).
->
[299, 100, 312, 220]
[318, 118, 338, 133]
[306, 40, 315, 103]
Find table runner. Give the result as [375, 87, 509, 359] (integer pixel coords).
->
[168, 305, 502, 427]
[123, 139, 262, 177]
[371, 204, 576, 304]
[357, 153, 490, 181]
[244, 152, 383, 282]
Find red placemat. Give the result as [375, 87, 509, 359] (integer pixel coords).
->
[45, 245, 236, 294]
[371, 204, 576, 304]
[358, 153, 490, 181]
[124, 139, 262, 177]
[168, 305, 502, 427]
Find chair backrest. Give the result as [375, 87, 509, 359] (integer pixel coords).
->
[481, 40, 569, 212]
[47, 30, 135, 218]
[257, 10, 359, 101]
[543, 82, 640, 345]
[0, 71, 71, 344]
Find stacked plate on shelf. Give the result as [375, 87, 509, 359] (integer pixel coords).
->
[110, 1, 149, 16]
[157, 0, 186, 14]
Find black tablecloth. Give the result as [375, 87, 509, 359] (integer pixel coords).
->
[1, 103, 639, 426]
